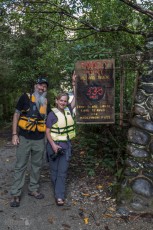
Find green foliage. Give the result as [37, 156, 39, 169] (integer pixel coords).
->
[1, 0, 150, 96]
[74, 124, 128, 176]
[0, 0, 152, 177]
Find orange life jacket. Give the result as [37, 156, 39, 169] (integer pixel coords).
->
[18, 94, 47, 132]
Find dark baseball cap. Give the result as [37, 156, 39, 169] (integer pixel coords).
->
[36, 76, 49, 87]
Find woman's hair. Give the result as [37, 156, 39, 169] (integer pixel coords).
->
[55, 92, 69, 101]
[54, 92, 69, 107]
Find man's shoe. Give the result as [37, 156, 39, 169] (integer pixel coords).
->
[10, 196, 20, 207]
[28, 191, 44, 199]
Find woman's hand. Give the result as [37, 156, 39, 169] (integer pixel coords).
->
[72, 71, 76, 86]
[51, 142, 61, 154]
[71, 71, 77, 110]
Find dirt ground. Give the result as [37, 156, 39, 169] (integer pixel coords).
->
[0, 127, 153, 230]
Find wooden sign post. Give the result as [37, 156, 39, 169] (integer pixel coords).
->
[75, 59, 115, 124]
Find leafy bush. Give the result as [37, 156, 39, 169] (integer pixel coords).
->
[73, 124, 128, 176]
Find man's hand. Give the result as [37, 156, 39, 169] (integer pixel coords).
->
[12, 112, 20, 145]
[12, 135, 19, 145]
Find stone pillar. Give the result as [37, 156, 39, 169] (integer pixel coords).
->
[118, 33, 153, 214]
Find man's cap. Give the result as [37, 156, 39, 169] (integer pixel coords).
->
[36, 76, 49, 87]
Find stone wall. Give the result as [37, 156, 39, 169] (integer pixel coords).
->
[118, 34, 153, 213]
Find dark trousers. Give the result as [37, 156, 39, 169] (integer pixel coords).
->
[47, 143, 70, 200]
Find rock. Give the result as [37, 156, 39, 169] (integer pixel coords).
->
[127, 144, 149, 158]
[140, 74, 153, 83]
[144, 162, 153, 168]
[134, 104, 148, 116]
[131, 178, 153, 197]
[128, 127, 151, 146]
[149, 142, 153, 153]
[125, 159, 139, 168]
[130, 197, 149, 211]
[131, 116, 153, 133]
[135, 90, 147, 103]
[140, 83, 153, 94]
[146, 96, 153, 111]
[116, 207, 130, 216]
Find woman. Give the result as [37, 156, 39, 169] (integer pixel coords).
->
[46, 74, 76, 206]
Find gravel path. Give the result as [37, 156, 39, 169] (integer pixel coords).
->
[0, 133, 153, 230]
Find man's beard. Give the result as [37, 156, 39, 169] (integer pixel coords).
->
[33, 90, 47, 108]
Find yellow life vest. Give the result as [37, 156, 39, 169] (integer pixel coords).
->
[50, 107, 75, 141]
[18, 94, 47, 132]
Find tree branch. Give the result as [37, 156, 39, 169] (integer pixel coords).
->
[11, 0, 152, 38]
[25, 11, 146, 36]
[36, 17, 98, 31]
[24, 10, 101, 32]
[30, 14, 146, 37]
[119, 0, 153, 19]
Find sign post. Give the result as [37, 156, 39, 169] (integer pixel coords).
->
[75, 59, 115, 124]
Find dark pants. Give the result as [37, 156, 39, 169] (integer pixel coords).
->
[47, 143, 70, 200]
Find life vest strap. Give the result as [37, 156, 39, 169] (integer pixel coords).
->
[51, 127, 75, 135]
[18, 116, 46, 132]
[51, 124, 74, 130]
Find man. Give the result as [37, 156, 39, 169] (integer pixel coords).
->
[10, 76, 50, 207]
